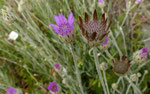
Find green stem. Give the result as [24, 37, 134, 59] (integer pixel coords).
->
[125, 84, 131, 94]
[125, 76, 142, 94]
[103, 70, 110, 94]
[70, 44, 85, 94]
[93, 47, 107, 94]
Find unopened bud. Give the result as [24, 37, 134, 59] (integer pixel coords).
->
[100, 62, 108, 71]
[137, 73, 142, 77]
[130, 74, 138, 82]
[112, 83, 118, 90]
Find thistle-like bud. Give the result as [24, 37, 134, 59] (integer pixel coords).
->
[133, 48, 149, 64]
[136, 0, 142, 4]
[130, 74, 138, 82]
[100, 62, 108, 71]
[78, 10, 111, 46]
[98, 0, 105, 8]
[112, 83, 118, 90]
[99, 36, 110, 50]
[112, 56, 130, 76]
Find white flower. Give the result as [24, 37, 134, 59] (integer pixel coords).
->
[8, 31, 18, 40]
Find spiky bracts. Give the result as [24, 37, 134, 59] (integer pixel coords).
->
[112, 56, 130, 76]
[78, 10, 111, 46]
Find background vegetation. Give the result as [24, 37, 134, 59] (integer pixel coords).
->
[0, 0, 150, 94]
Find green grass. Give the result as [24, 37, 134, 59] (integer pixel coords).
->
[0, 0, 150, 94]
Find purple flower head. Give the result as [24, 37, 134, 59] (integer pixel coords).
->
[98, 0, 104, 3]
[48, 82, 59, 93]
[6, 88, 16, 94]
[101, 37, 109, 46]
[139, 48, 149, 58]
[54, 63, 61, 70]
[49, 12, 74, 36]
[136, 0, 141, 3]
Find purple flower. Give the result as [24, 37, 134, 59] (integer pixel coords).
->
[49, 12, 74, 36]
[101, 37, 109, 46]
[54, 63, 61, 70]
[136, 0, 141, 3]
[139, 48, 149, 58]
[98, 0, 104, 3]
[6, 88, 16, 94]
[48, 82, 59, 93]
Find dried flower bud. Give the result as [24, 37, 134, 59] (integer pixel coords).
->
[100, 62, 108, 71]
[78, 10, 111, 46]
[133, 48, 149, 64]
[112, 56, 130, 76]
[130, 74, 138, 82]
[112, 83, 118, 90]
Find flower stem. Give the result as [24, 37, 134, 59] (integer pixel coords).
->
[125, 84, 131, 94]
[93, 47, 107, 94]
[125, 76, 142, 94]
[70, 44, 85, 94]
[103, 70, 110, 94]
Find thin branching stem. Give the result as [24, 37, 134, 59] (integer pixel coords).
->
[125, 76, 142, 94]
[93, 47, 107, 94]
[103, 70, 110, 94]
[70, 43, 85, 94]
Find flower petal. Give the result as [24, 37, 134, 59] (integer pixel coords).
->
[49, 23, 59, 33]
[54, 15, 60, 25]
[68, 12, 74, 25]
[58, 13, 67, 24]
[101, 36, 109, 46]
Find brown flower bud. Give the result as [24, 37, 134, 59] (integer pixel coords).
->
[112, 56, 130, 76]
